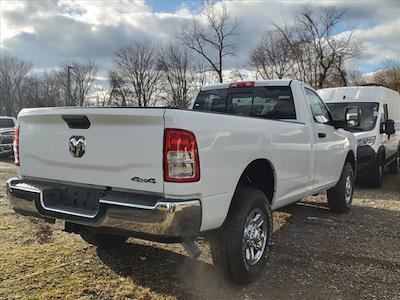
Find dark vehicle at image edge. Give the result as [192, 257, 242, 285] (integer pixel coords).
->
[0, 117, 16, 158]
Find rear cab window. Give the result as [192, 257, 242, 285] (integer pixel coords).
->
[193, 86, 296, 120]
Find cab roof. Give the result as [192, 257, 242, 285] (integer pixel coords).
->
[200, 79, 295, 91]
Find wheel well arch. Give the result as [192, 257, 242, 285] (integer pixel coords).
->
[234, 159, 275, 204]
[378, 145, 386, 161]
[345, 150, 356, 172]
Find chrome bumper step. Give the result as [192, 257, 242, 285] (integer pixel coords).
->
[6, 178, 201, 238]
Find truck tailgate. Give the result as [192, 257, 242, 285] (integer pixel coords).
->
[17, 108, 165, 194]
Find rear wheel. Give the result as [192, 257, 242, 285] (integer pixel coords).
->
[209, 187, 272, 284]
[80, 228, 128, 248]
[389, 152, 399, 174]
[327, 162, 354, 213]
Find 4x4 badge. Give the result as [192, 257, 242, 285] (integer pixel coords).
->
[131, 177, 156, 184]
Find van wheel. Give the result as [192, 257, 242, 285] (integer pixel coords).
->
[327, 162, 354, 213]
[80, 228, 128, 248]
[389, 152, 399, 174]
[209, 187, 273, 284]
[369, 155, 384, 187]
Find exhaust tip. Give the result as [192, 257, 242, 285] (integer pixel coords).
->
[182, 239, 201, 260]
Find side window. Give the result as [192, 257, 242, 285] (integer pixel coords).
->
[193, 89, 228, 113]
[305, 88, 330, 124]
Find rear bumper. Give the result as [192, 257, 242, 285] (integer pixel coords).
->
[6, 178, 201, 239]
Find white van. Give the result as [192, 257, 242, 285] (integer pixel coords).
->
[318, 86, 400, 187]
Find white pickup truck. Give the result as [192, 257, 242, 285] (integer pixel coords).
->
[7, 80, 358, 284]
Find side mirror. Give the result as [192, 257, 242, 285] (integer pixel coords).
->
[345, 106, 361, 128]
[382, 119, 395, 135]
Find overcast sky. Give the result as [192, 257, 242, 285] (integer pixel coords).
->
[1, 0, 400, 85]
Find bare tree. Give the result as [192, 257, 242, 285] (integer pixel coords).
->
[250, 30, 295, 79]
[57, 60, 97, 106]
[372, 59, 400, 92]
[74, 60, 97, 106]
[229, 68, 245, 81]
[193, 62, 219, 89]
[20, 71, 64, 108]
[158, 45, 195, 108]
[92, 86, 111, 107]
[0, 54, 32, 116]
[345, 68, 367, 86]
[0, 55, 97, 113]
[274, 6, 362, 88]
[178, 3, 240, 83]
[107, 70, 133, 106]
[110, 42, 161, 107]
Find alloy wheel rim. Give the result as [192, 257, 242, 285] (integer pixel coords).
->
[345, 175, 353, 204]
[242, 208, 267, 266]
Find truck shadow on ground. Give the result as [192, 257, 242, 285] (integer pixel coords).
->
[96, 197, 400, 299]
[0, 156, 13, 162]
[354, 172, 400, 200]
[97, 243, 226, 299]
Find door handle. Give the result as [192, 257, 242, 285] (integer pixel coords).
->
[318, 133, 326, 138]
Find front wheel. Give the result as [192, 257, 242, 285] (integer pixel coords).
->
[209, 187, 273, 284]
[327, 162, 354, 213]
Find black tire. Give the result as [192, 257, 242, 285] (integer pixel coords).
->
[389, 152, 399, 175]
[209, 187, 273, 284]
[79, 228, 128, 248]
[369, 154, 384, 188]
[327, 162, 354, 213]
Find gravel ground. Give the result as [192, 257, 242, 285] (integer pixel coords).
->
[0, 158, 399, 299]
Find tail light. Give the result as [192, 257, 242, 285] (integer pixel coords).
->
[229, 81, 255, 88]
[13, 126, 20, 166]
[163, 129, 200, 182]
